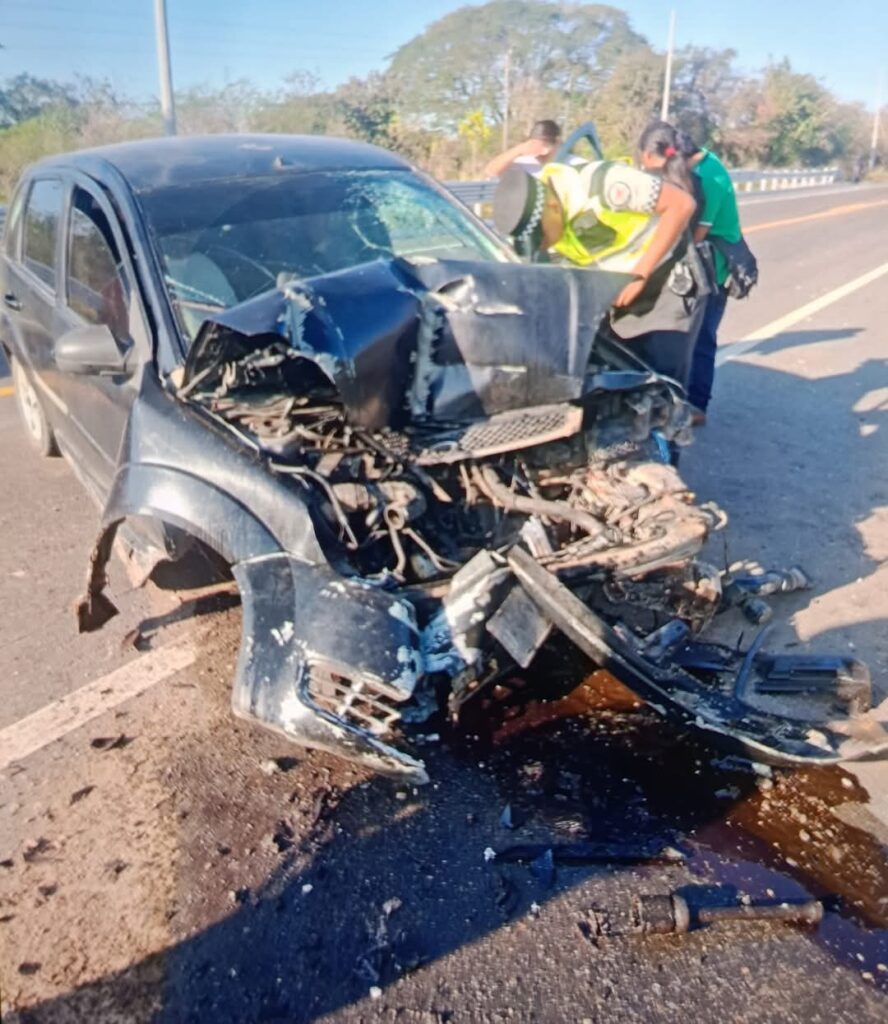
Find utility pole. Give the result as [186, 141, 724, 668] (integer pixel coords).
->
[502, 48, 511, 150]
[660, 9, 676, 122]
[153, 0, 177, 135]
[871, 71, 884, 171]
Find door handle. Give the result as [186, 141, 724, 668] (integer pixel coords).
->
[4, 292, 21, 311]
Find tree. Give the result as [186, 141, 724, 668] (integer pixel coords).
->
[669, 47, 739, 149]
[333, 73, 399, 148]
[718, 77, 772, 166]
[0, 73, 73, 128]
[592, 47, 662, 157]
[252, 72, 336, 136]
[173, 80, 263, 135]
[758, 60, 844, 166]
[387, 0, 647, 134]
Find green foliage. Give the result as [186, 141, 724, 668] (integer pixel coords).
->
[758, 60, 846, 166]
[334, 74, 399, 148]
[252, 72, 336, 135]
[0, 74, 72, 129]
[0, 0, 878, 194]
[669, 47, 739, 149]
[387, 0, 646, 132]
[592, 47, 662, 157]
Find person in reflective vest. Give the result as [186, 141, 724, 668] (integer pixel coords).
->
[493, 156, 706, 389]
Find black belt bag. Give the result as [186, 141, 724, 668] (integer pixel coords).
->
[710, 235, 758, 299]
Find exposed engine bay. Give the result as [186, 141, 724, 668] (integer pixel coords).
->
[82, 257, 888, 781]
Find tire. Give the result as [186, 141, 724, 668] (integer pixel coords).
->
[10, 355, 58, 457]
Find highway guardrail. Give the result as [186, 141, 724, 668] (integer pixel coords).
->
[445, 167, 839, 214]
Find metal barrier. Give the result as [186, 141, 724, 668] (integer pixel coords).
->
[0, 166, 839, 240]
[445, 167, 839, 214]
[729, 167, 839, 192]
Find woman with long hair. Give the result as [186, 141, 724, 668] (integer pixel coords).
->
[604, 121, 710, 394]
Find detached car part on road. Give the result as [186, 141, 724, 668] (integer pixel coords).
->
[2, 135, 886, 782]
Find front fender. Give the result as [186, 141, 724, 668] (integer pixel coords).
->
[103, 462, 281, 565]
[232, 553, 428, 782]
[75, 462, 283, 633]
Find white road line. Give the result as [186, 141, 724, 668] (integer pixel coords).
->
[0, 639, 197, 771]
[716, 260, 888, 366]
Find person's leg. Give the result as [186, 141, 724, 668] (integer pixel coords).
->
[687, 287, 728, 412]
[630, 330, 695, 387]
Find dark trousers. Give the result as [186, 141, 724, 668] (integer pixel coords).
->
[631, 330, 696, 388]
[688, 286, 728, 412]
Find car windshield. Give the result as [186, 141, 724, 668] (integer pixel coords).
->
[138, 169, 507, 343]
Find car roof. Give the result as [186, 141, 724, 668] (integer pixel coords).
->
[30, 133, 413, 192]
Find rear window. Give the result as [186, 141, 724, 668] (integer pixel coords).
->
[138, 169, 506, 343]
[23, 178, 64, 290]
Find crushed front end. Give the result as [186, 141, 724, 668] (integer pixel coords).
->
[163, 257, 888, 778]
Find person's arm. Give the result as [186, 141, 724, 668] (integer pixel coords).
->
[483, 137, 553, 178]
[613, 179, 695, 307]
[694, 223, 710, 243]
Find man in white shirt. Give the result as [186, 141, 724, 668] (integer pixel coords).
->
[483, 120, 561, 178]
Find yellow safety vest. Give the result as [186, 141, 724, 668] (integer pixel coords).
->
[539, 162, 657, 272]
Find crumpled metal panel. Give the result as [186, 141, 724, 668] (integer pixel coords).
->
[182, 258, 631, 429]
[403, 259, 630, 420]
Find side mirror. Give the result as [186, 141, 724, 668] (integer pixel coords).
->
[55, 324, 131, 376]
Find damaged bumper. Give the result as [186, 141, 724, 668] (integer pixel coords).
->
[506, 547, 888, 767]
[232, 553, 429, 783]
[231, 546, 888, 780]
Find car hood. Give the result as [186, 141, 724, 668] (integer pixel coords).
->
[181, 257, 631, 428]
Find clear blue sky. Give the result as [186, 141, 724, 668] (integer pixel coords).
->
[2, 0, 885, 108]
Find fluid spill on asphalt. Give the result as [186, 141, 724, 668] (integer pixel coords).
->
[462, 660, 888, 990]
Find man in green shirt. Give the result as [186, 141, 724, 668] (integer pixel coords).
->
[684, 138, 742, 421]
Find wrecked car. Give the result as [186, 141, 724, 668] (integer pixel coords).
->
[2, 134, 886, 783]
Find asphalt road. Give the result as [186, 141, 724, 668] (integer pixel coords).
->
[1, 182, 888, 1023]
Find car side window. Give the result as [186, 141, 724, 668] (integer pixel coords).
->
[22, 178, 64, 290]
[66, 187, 131, 340]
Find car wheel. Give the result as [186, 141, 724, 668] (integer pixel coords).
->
[11, 356, 58, 457]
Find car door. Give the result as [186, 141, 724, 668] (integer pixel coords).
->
[4, 176, 70, 443]
[54, 178, 149, 502]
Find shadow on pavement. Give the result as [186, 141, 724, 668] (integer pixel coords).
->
[730, 327, 864, 361]
[684, 347, 888, 681]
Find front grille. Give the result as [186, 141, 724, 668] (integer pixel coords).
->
[306, 661, 405, 736]
[416, 403, 583, 465]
